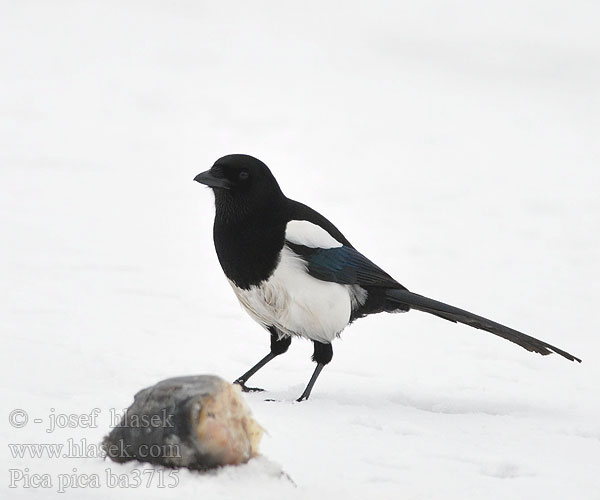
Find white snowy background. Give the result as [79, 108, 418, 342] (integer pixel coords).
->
[1, 1, 599, 498]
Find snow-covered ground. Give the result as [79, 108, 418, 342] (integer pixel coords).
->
[2, 1, 599, 498]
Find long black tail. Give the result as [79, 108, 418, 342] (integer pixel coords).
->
[385, 289, 581, 363]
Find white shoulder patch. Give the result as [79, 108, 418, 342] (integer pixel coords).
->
[285, 220, 343, 249]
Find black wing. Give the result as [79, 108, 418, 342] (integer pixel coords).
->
[283, 200, 581, 363]
[286, 242, 402, 289]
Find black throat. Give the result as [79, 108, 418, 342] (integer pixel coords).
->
[212, 190, 288, 289]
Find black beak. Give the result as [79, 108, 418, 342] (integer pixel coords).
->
[193, 169, 232, 190]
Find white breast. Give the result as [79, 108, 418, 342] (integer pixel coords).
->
[228, 246, 365, 343]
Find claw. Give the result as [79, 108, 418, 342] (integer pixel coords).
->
[233, 380, 265, 392]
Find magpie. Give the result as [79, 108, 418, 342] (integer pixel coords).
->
[194, 154, 581, 401]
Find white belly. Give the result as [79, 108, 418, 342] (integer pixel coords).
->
[228, 246, 363, 343]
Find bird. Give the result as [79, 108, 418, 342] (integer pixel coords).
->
[194, 154, 581, 401]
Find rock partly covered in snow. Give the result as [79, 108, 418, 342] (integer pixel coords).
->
[103, 375, 263, 469]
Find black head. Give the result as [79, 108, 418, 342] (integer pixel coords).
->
[194, 154, 285, 220]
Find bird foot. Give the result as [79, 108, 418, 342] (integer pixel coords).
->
[233, 380, 265, 393]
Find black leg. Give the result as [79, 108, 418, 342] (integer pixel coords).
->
[233, 329, 291, 392]
[296, 363, 324, 402]
[296, 341, 333, 402]
[234, 352, 276, 392]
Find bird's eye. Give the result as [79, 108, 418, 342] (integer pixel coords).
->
[238, 171, 249, 181]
